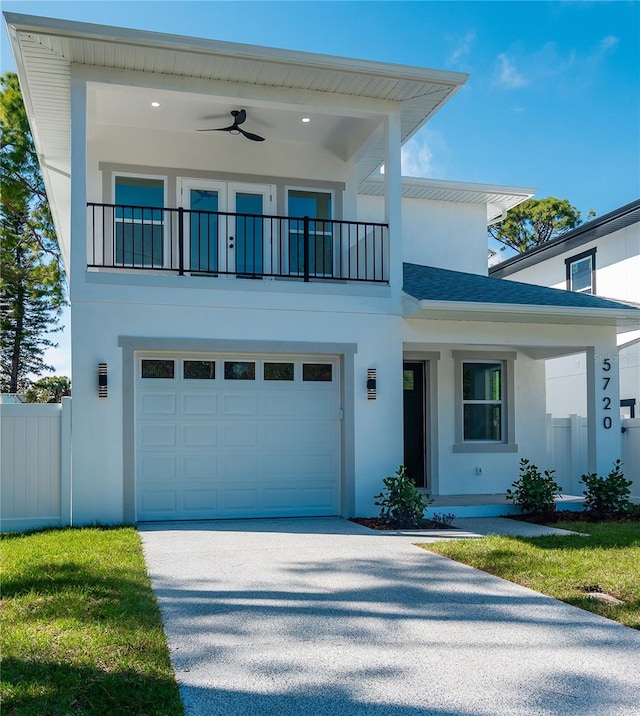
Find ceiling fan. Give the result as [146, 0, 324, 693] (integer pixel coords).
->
[197, 109, 265, 142]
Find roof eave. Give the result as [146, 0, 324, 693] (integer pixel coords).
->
[404, 297, 640, 331]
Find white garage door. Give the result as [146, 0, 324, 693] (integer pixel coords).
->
[135, 354, 340, 520]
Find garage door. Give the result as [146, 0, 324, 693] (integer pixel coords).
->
[135, 354, 340, 520]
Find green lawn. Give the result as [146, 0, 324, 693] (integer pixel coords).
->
[422, 521, 640, 630]
[1, 527, 183, 715]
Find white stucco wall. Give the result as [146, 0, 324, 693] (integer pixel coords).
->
[358, 195, 488, 274]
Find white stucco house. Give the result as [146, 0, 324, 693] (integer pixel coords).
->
[490, 200, 640, 419]
[6, 13, 640, 524]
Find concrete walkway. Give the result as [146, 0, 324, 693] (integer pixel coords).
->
[140, 517, 640, 716]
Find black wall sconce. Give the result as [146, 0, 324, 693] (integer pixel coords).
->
[367, 368, 377, 400]
[98, 363, 108, 398]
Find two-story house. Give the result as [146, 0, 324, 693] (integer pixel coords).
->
[6, 13, 640, 524]
[490, 200, 640, 419]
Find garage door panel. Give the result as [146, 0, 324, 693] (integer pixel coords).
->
[224, 488, 258, 510]
[181, 424, 217, 447]
[183, 489, 218, 511]
[141, 424, 177, 447]
[183, 454, 217, 479]
[182, 393, 217, 415]
[301, 486, 336, 509]
[136, 354, 340, 521]
[262, 487, 297, 509]
[140, 392, 177, 415]
[261, 392, 297, 416]
[223, 393, 258, 416]
[223, 452, 259, 478]
[297, 422, 334, 449]
[139, 455, 177, 481]
[261, 453, 297, 478]
[140, 489, 178, 513]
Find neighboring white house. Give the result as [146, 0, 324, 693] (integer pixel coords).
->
[6, 13, 640, 525]
[490, 200, 640, 419]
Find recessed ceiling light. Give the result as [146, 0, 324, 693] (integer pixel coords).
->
[301, 117, 311, 123]
[150, 101, 160, 108]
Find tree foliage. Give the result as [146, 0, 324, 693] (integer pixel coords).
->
[1, 72, 65, 393]
[489, 197, 584, 254]
[24, 375, 71, 403]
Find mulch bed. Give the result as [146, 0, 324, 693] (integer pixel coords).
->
[350, 517, 456, 531]
[504, 507, 640, 524]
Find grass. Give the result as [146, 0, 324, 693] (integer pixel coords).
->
[0, 527, 183, 715]
[422, 521, 640, 630]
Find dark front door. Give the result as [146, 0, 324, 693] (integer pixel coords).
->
[403, 361, 426, 488]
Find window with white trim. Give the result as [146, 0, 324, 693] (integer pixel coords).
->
[453, 351, 518, 453]
[114, 176, 165, 267]
[462, 362, 503, 441]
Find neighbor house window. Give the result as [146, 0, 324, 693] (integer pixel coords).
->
[287, 189, 333, 276]
[453, 351, 518, 453]
[114, 176, 165, 267]
[565, 248, 596, 294]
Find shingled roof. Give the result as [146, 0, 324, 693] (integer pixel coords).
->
[403, 262, 639, 311]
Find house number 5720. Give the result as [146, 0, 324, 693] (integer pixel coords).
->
[602, 358, 612, 429]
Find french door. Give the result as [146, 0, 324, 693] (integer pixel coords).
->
[180, 180, 273, 276]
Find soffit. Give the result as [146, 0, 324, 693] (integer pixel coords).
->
[360, 177, 535, 222]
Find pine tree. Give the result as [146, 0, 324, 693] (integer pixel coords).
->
[1, 72, 65, 393]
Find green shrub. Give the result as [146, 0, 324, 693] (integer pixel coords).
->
[374, 465, 433, 528]
[506, 458, 562, 514]
[581, 460, 632, 517]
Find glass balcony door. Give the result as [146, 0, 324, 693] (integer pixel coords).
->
[180, 180, 272, 276]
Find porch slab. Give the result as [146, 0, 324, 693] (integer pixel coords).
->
[429, 493, 586, 518]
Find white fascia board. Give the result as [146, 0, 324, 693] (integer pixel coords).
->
[3, 12, 468, 92]
[6, 21, 71, 270]
[410, 299, 640, 330]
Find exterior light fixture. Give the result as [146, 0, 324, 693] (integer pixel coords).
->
[98, 363, 108, 398]
[367, 368, 377, 400]
[150, 101, 160, 107]
[301, 117, 311, 123]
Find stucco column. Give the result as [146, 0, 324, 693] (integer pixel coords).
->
[384, 111, 403, 303]
[586, 341, 622, 476]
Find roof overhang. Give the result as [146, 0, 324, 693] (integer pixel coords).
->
[360, 176, 535, 223]
[403, 294, 640, 333]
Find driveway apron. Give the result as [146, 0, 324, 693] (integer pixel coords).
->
[139, 517, 640, 716]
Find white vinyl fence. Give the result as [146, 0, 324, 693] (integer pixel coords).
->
[547, 415, 640, 498]
[0, 398, 71, 532]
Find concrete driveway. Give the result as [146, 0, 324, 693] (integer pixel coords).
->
[140, 517, 640, 716]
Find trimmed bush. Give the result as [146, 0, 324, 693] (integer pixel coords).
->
[581, 460, 632, 517]
[374, 465, 433, 529]
[506, 458, 562, 514]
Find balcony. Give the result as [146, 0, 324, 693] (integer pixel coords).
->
[87, 203, 389, 284]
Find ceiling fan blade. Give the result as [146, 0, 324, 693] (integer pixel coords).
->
[235, 109, 247, 125]
[239, 128, 265, 142]
[197, 124, 237, 132]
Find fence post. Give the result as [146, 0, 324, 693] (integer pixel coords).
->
[60, 397, 72, 526]
[303, 216, 310, 282]
[569, 413, 582, 494]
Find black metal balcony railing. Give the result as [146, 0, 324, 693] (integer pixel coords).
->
[87, 203, 389, 283]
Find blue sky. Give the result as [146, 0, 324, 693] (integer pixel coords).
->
[1, 0, 639, 376]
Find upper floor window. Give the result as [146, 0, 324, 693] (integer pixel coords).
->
[565, 248, 596, 294]
[287, 189, 333, 277]
[114, 176, 165, 267]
